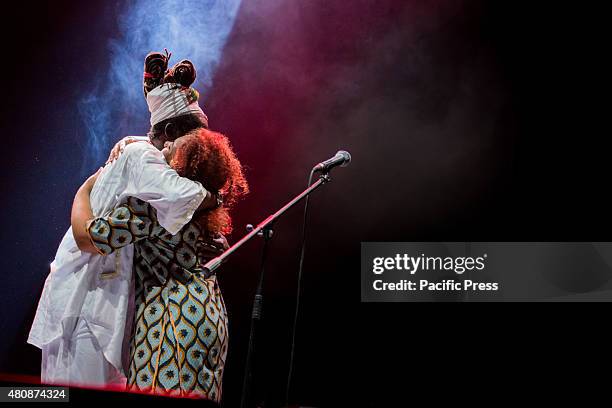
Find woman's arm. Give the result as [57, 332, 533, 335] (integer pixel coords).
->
[71, 169, 101, 254]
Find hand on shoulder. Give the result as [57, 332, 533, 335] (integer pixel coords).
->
[106, 136, 151, 163]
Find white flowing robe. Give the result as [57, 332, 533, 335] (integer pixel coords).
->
[28, 141, 207, 380]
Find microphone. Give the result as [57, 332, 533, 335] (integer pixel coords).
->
[313, 150, 352, 173]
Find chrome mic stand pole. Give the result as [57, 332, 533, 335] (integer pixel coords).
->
[202, 172, 330, 276]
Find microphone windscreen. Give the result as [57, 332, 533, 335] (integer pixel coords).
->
[339, 150, 351, 167]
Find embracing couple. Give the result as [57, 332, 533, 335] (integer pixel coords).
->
[27, 51, 248, 403]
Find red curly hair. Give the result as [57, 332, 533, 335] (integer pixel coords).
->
[170, 128, 248, 235]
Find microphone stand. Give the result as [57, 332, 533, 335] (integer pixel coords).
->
[202, 171, 331, 408]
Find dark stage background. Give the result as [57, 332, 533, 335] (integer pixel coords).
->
[0, 1, 608, 406]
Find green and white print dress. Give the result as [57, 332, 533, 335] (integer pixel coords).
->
[88, 196, 228, 402]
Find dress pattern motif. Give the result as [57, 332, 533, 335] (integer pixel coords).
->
[89, 196, 227, 402]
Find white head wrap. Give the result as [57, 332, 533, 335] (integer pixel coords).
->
[146, 83, 208, 127]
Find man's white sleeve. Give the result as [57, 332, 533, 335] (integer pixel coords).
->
[124, 143, 207, 235]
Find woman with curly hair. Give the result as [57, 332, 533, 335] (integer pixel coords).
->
[71, 127, 248, 402]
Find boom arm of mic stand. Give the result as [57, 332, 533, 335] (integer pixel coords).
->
[202, 172, 331, 275]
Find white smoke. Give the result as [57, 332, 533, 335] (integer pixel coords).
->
[78, 0, 242, 174]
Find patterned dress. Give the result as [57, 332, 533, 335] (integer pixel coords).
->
[88, 196, 228, 402]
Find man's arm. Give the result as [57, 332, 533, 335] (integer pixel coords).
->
[124, 142, 210, 235]
[198, 190, 221, 212]
[71, 169, 102, 254]
[107, 138, 218, 212]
